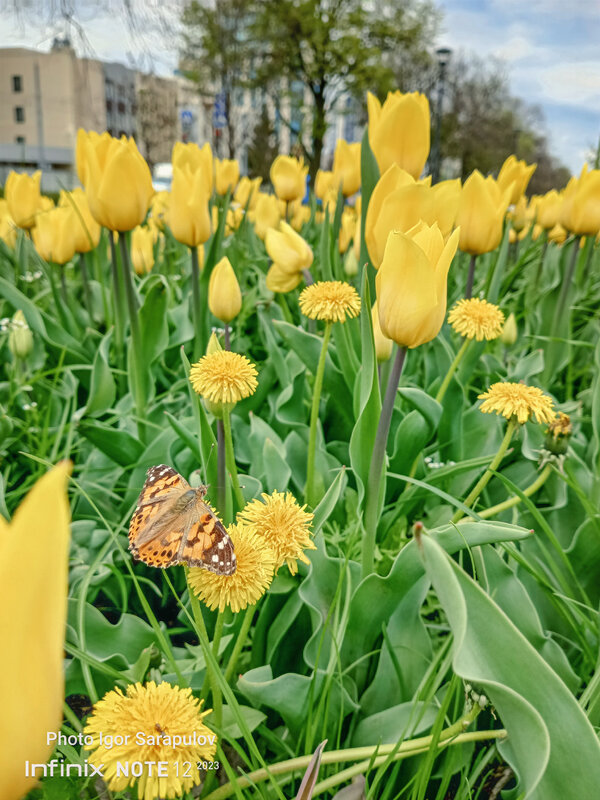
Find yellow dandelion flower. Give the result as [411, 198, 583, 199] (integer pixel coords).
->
[447, 298, 505, 341]
[189, 350, 258, 404]
[83, 681, 215, 800]
[299, 280, 361, 323]
[238, 490, 315, 575]
[188, 523, 276, 612]
[478, 382, 556, 425]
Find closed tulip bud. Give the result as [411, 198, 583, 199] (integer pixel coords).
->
[332, 140, 361, 197]
[315, 169, 336, 200]
[130, 226, 155, 275]
[500, 312, 518, 346]
[33, 206, 77, 265]
[432, 179, 461, 238]
[270, 155, 308, 202]
[456, 170, 512, 255]
[265, 221, 313, 275]
[509, 196, 530, 233]
[251, 193, 281, 239]
[149, 190, 170, 230]
[560, 165, 600, 236]
[172, 141, 213, 194]
[365, 164, 436, 267]
[497, 155, 536, 204]
[168, 164, 212, 247]
[0, 463, 71, 800]
[548, 222, 567, 244]
[367, 90, 430, 179]
[339, 208, 356, 253]
[5, 170, 42, 230]
[266, 262, 303, 293]
[8, 310, 33, 360]
[209, 256, 242, 323]
[81, 131, 154, 232]
[215, 158, 240, 196]
[234, 176, 262, 209]
[371, 302, 393, 362]
[536, 190, 562, 230]
[59, 187, 101, 253]
[376, 223, 460, 348]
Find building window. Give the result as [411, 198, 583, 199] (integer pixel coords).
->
[14, 106, 25, 123]
[15, 135, 25, 144]
[117, 101, 126, 113]
[12, 75, 22, 92]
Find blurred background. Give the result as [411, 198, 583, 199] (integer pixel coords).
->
[0, 0, 598, 193]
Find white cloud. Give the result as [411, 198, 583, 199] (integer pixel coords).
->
[537, 61, 600, 106]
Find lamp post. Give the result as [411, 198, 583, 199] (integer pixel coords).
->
[431, 46, 451, 184]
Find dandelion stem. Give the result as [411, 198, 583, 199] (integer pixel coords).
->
[222, 406, 245, 512]
[118, 232, 146, 440]
[465, 254, 477, 298]
[435, 338, 471, 403]
[476, 463, 552, 519]
[108, 232, 124, 354]
[452, 418, 517, 523]
[224, 606, 254, 684]
[362, 346, 407, 578]
[187, 568, 222, 729]
[305, 321, 332, 507]
[217, 419, 226, 521]
[190, 245, 202, 359]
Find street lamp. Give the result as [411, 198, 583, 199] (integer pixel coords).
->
[431, 46, 451, 184]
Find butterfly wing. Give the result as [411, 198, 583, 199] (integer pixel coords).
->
[179, 505, 237, 575]
[128, 465, 190, 566]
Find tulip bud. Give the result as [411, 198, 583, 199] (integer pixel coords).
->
[372, 302, 393, 362]
[456, 171, 512, 256]
[208, 257, 242, 323]
[5, 170, 42, 230]
[367, 90, 430, 179]
[497, 155, 536, 205]
[266, 263, 303, 293]
[500, 312, 518, 346]
[265, 221, 313, 275]
[270, 155, 308, 202]
[343, 247, 359, 277]
[130, 226, 155, 275]
[168, 164, 212, 247]
[215, 158, 240, 196]
[250, 193, 281, 239]
[8, 310, 33, 360]
[332, 140, 361, 197]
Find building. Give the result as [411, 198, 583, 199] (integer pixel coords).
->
[0, 41, 210, 192]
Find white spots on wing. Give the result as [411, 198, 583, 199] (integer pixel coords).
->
[218, 540, 225, 549]
[212, 554, 219, 562]
[219, 560, 224, 566]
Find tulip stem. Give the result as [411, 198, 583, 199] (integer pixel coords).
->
[222, 406, 246, 512]
[452, 418, 517, 523]
[190, 246, 203, 359]
[465, 254, 477, 298]
[224, 605, 254, 684]
[79, 252, 94, 321]
[108, 233, 124, 355]
[435, 338, 471, 404]
[552, 236, 580, 338]
[224, 323, 231, 350]
[59, 265, 68, 307]
[305, 321, 332, 507]
[118, 233, 146, 440]
[362, 346, 407, 578]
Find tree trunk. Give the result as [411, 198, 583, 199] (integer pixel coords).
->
[225, 89, 236, 159]
[310, 88, 327, 181]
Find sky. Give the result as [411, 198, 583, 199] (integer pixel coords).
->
[1, 0, 599, 175]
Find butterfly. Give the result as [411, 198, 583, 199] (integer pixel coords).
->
[128, 465, 236, 575]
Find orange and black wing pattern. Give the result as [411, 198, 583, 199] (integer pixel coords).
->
[180, 506, 237, 575]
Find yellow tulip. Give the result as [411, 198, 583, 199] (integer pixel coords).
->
[455, 170, 512, 255]
[172, 141, 213, 194]
[497, 155, 536, 204]
[265, 221, 313, 276]
[365, 164, 436, 267]
[149, 190, 170, 230]
[33, 206, 77, 264]
[209, 256, 242, 322]
[76, 129, 112, 186]
[432, 178, 461, 238]
[0, 215, 17, 249]
[367, 90, 430, 179]
[80, 132, 154, 232]
[339, 208, 356, 253]
[332, 140, 361, 197]
[376, 222, 460, 348]
[0, 462, 71, 800]
[168, 164, 212, 247]
[344, 247, 359, 277]
[315, 169, 337, 200]
[270, 155, 308, 202]
[250, 193, 281, 239]
[289, 200, 311, 232]
[5, 170, 42, 229]
[234, 176, 262, 210]
[226, 206, 244, 234]
[215, 158, 240, 196]
[509, 195, 530, 233]
[371, 301, 393, 362]
[266, 263, 303, 293]
[130, 226, 155, 275]
[548, 222, 567, 244]
[536, 190, 562, 230]
[560, 165, 600, 236]
[59, 187, 101, 253]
